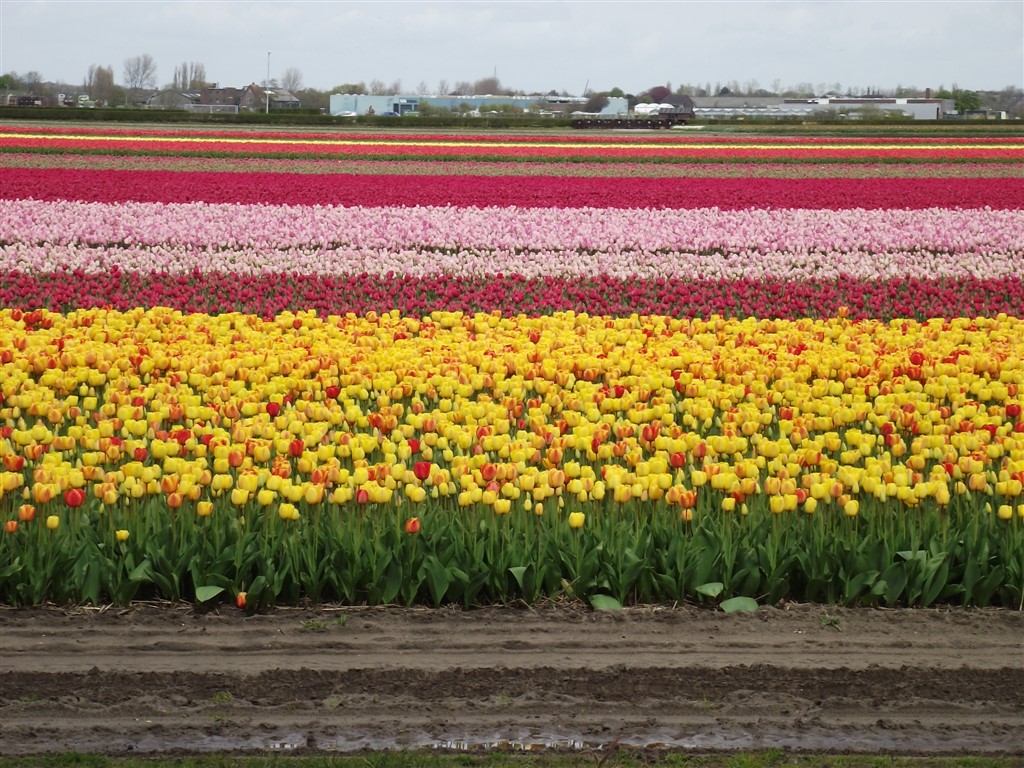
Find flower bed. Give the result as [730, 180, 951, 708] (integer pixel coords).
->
[1, 126, 1021, 610]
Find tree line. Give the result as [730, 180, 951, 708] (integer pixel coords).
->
[1, 58, 1019, 116]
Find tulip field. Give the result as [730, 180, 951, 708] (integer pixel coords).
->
[1, 125, 1022, 611]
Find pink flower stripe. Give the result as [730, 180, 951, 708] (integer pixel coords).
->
[5, 135, 1020, 161]
[1, 269, 1019, 321]
[5, 124, 1020, 145]
[3, 200, 1020, 281]
[3, 168, 1020, 209]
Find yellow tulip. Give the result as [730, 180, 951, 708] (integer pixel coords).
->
[567, 511, 585, 529]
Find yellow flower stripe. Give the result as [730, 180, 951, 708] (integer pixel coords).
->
[1, 309, 1022, 516]
[1, 131, 1021, 152]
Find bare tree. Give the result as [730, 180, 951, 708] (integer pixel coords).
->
[437, 79, 449, 96]
[172, 61, 207, 90]
[280, 67, 303, 93]
[123, 54, 157, 104]
[452, 80, 472, 95]
[387, 79, 402, 94]
[190, 62, 207, 89]
[416, 80, 430, 95]
[84, 64, 117, 105]
[368, 79, 387, 95]
[22, 70, 42, 90]
[473, 76, 502, 95]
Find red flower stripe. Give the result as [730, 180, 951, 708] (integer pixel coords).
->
[1, 270, 1020, 321]
[3, 168, 1019, 209]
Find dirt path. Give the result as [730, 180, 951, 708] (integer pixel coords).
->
[1, 603, 1022, 757]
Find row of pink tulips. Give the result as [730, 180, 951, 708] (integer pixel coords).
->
[3, 169, 1020, 209]
[2, 269, 1019, 320]
[2, 200, 1020, 280]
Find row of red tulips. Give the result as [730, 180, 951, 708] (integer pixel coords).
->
[1, 270, 1020, 320]
[2, 168, 1019, 209]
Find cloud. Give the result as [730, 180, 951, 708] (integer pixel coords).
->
[1, 0, 1020, 93]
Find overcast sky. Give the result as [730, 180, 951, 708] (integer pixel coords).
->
[2, 1, 1021, 94]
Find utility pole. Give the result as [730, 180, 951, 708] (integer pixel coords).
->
[266, 52, 271, 114]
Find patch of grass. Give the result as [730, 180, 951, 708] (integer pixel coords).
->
[820, 612, 843, 632]
[210, 690, 234, 704]
[299, 614, 348, 631]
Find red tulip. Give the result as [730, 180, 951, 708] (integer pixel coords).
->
[64, 488, 86, 508]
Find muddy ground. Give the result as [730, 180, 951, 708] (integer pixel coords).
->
[1, 602, 1022, 757]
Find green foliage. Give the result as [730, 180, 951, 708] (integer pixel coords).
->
[953, 89, 982, 114]
[2, 485, 1020, 609]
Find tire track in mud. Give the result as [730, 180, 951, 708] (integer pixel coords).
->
[2, 604, 1022, 756]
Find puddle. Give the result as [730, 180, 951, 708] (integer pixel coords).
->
[105, 726, 1018, 755]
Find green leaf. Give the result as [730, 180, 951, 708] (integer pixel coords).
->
[128, 559, 154, 583]
[82, 562, 101, 606]
[695, 581, 724, 598]
[897, 550, 926, 561]
[588, 594, 622, 612]
[0, 557, 24, 580]
[843, 570, 879, 605]
[195, 585, 225, 603]
[720, 596, 758, 613]
[425, 558, 452, 607]
[381, 558, 402, 605]
[508, 563, 538, 601]
[248, 575, 267, 596]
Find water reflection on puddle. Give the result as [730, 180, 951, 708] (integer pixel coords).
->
[126, 727, 1006, 755]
